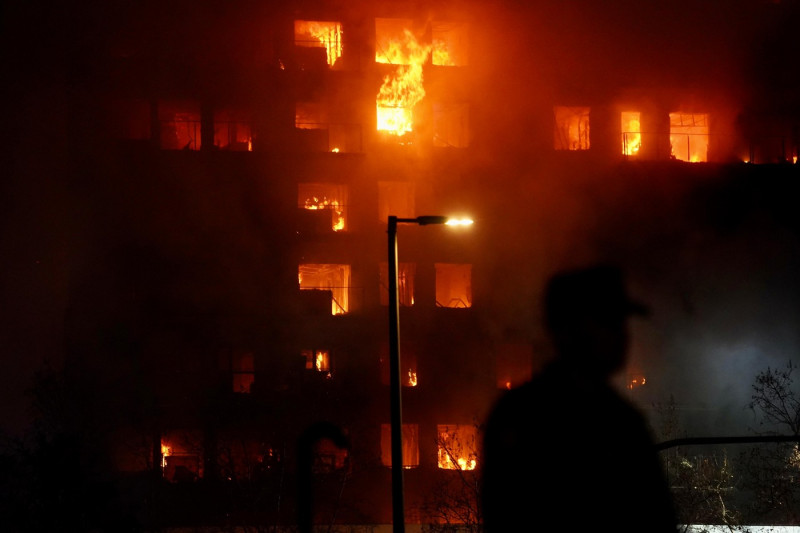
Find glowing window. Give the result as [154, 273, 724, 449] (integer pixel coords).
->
[495, 343, 534, 390]
[214, 109, 252, 151]
[158, 101, 201, 150]
[380, 423, 419, 468]
[431, 21, 468, 66]
[435, 263, 472, 308]
[621, 111, 641, 156]
[232, 351, 255, 393]
[302, 349, 331, 373]
[437, 424, 478, 470]
[298, 183, 348, 232]
[294, 20, 343, 67]
[380, 262, 416, 307]
[161, 431, 203, 482]
[433, 102, 469, 148]
[670, 112, 709, 162]
[554, 106, 590, 151]
[379, 342, 418, 387]
[298, 264, 351, 315]
[378, 181, 415, 222]
[375, 18, 431, 138]
[295, 102, 328, 130]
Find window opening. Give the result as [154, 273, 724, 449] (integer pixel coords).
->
[433, 101, 469, 148]
[294, 20, 343, 67]
[375, 18, 431, 139]
[670, 112, 709, 162]
[380, 261, 416, 307]
[298, 183, 348, 232]
[161, 430, 203, 482]
[380, 423, 419, 468]
[378, 181, 415, 221]
[298, 264, 351, 315]
[214, 109, 252, 151]
[313, 437, 349, 473]
[435, 263, 472, 308]
[554, 106, 590, 151]
[431, 21, 468, 66]
[437, 424, 478, 470]
[302, 349, 331, 373]
[621, 111, 641, 156]
[158, 101, 201, 150]
[231, 350, 255, 393]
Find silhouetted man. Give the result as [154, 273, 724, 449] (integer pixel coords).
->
[481, 264, 677, 532]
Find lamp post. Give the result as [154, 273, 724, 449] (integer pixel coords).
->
[387, 215, 473, 533]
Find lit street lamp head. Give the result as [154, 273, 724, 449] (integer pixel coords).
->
[394, 215, 474, 226]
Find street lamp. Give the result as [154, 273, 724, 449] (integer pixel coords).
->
[387, 215, 473, 533]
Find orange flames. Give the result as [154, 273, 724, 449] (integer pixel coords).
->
[627, 374, 647, 390]
[303, 195, 345, 231]
[375, 28, 431, 137]
[670, 113, 709, 162]
[407, 369, 418, 387]
[295, 21, 343, 66]
[621, 111, 641, 156]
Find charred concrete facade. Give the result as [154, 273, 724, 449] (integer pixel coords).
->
[4, 0, 800, 529]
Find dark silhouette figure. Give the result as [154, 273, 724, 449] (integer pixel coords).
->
[481, 264, 677, 532]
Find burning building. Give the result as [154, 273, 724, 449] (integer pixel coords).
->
[4, 0, 800, 530]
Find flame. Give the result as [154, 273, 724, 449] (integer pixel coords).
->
[669, 113, 709, 162]
[376, 29, 431, 137]
[295, 21, 343, 66]
[407, 369, 418, 387]
[304, 195, 345, 231]
[161, 443, 171, 468]
[627, 375, 646, 390]
[621, 112, 641, 156]
[432, 39, 454, 66]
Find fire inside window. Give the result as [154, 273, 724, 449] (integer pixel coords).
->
[435, 263, 472, 308]
[670, 112, 709, 162]
[621, 111, 642, 156]
[232, 351, 255, 393]
[302, 349, 331, 373]
[433, 101, 470, 148]
[298, 264, 351, 315]
[380, 423, 419, 469]
[298, 183, 347, 232]
[554, 106, 590, 151]
[431, 21, 468, 66]
[161, 431, 203, 482]
[495, 343, 534, 390]
[375, 18, 431, 138]
[158, 101, 201, 150]
[214, 109, 252, 151]
[378, 181, 415, 222]
[437, 424, 478, 471]
[380, 261, 416, 307]
[379, 341, 418, 387]
[294, 20, 343, 67]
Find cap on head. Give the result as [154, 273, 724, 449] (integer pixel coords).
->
[544, 264, 650, 330]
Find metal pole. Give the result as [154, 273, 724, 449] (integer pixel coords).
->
[387, 216, 405, 533]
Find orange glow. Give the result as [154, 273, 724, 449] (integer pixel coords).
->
[670, 113, 709, 162]
[437, 424, 478, 470]
[304, 196, 345, 231]
[294, 20, 343, 66]
[627, 374, 647, 390]
[408, 369, 418, 387]
[435, 263, 472, 308]
[381, 423, 420, 468]
[303, 349, 331, 372]
[375, 20, 431, 137]
[161, 443, 171, 468]
[554, 106, 590, 150]
[298, 264, 351, 315]
[621, 111, 641, 156]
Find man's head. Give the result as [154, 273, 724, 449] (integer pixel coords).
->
[543, 264, 649, 375]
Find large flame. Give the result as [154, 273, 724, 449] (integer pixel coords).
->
[376, 29, 431, 137]
[621, 111, 641, 156]
[295, 21, 343, 66]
